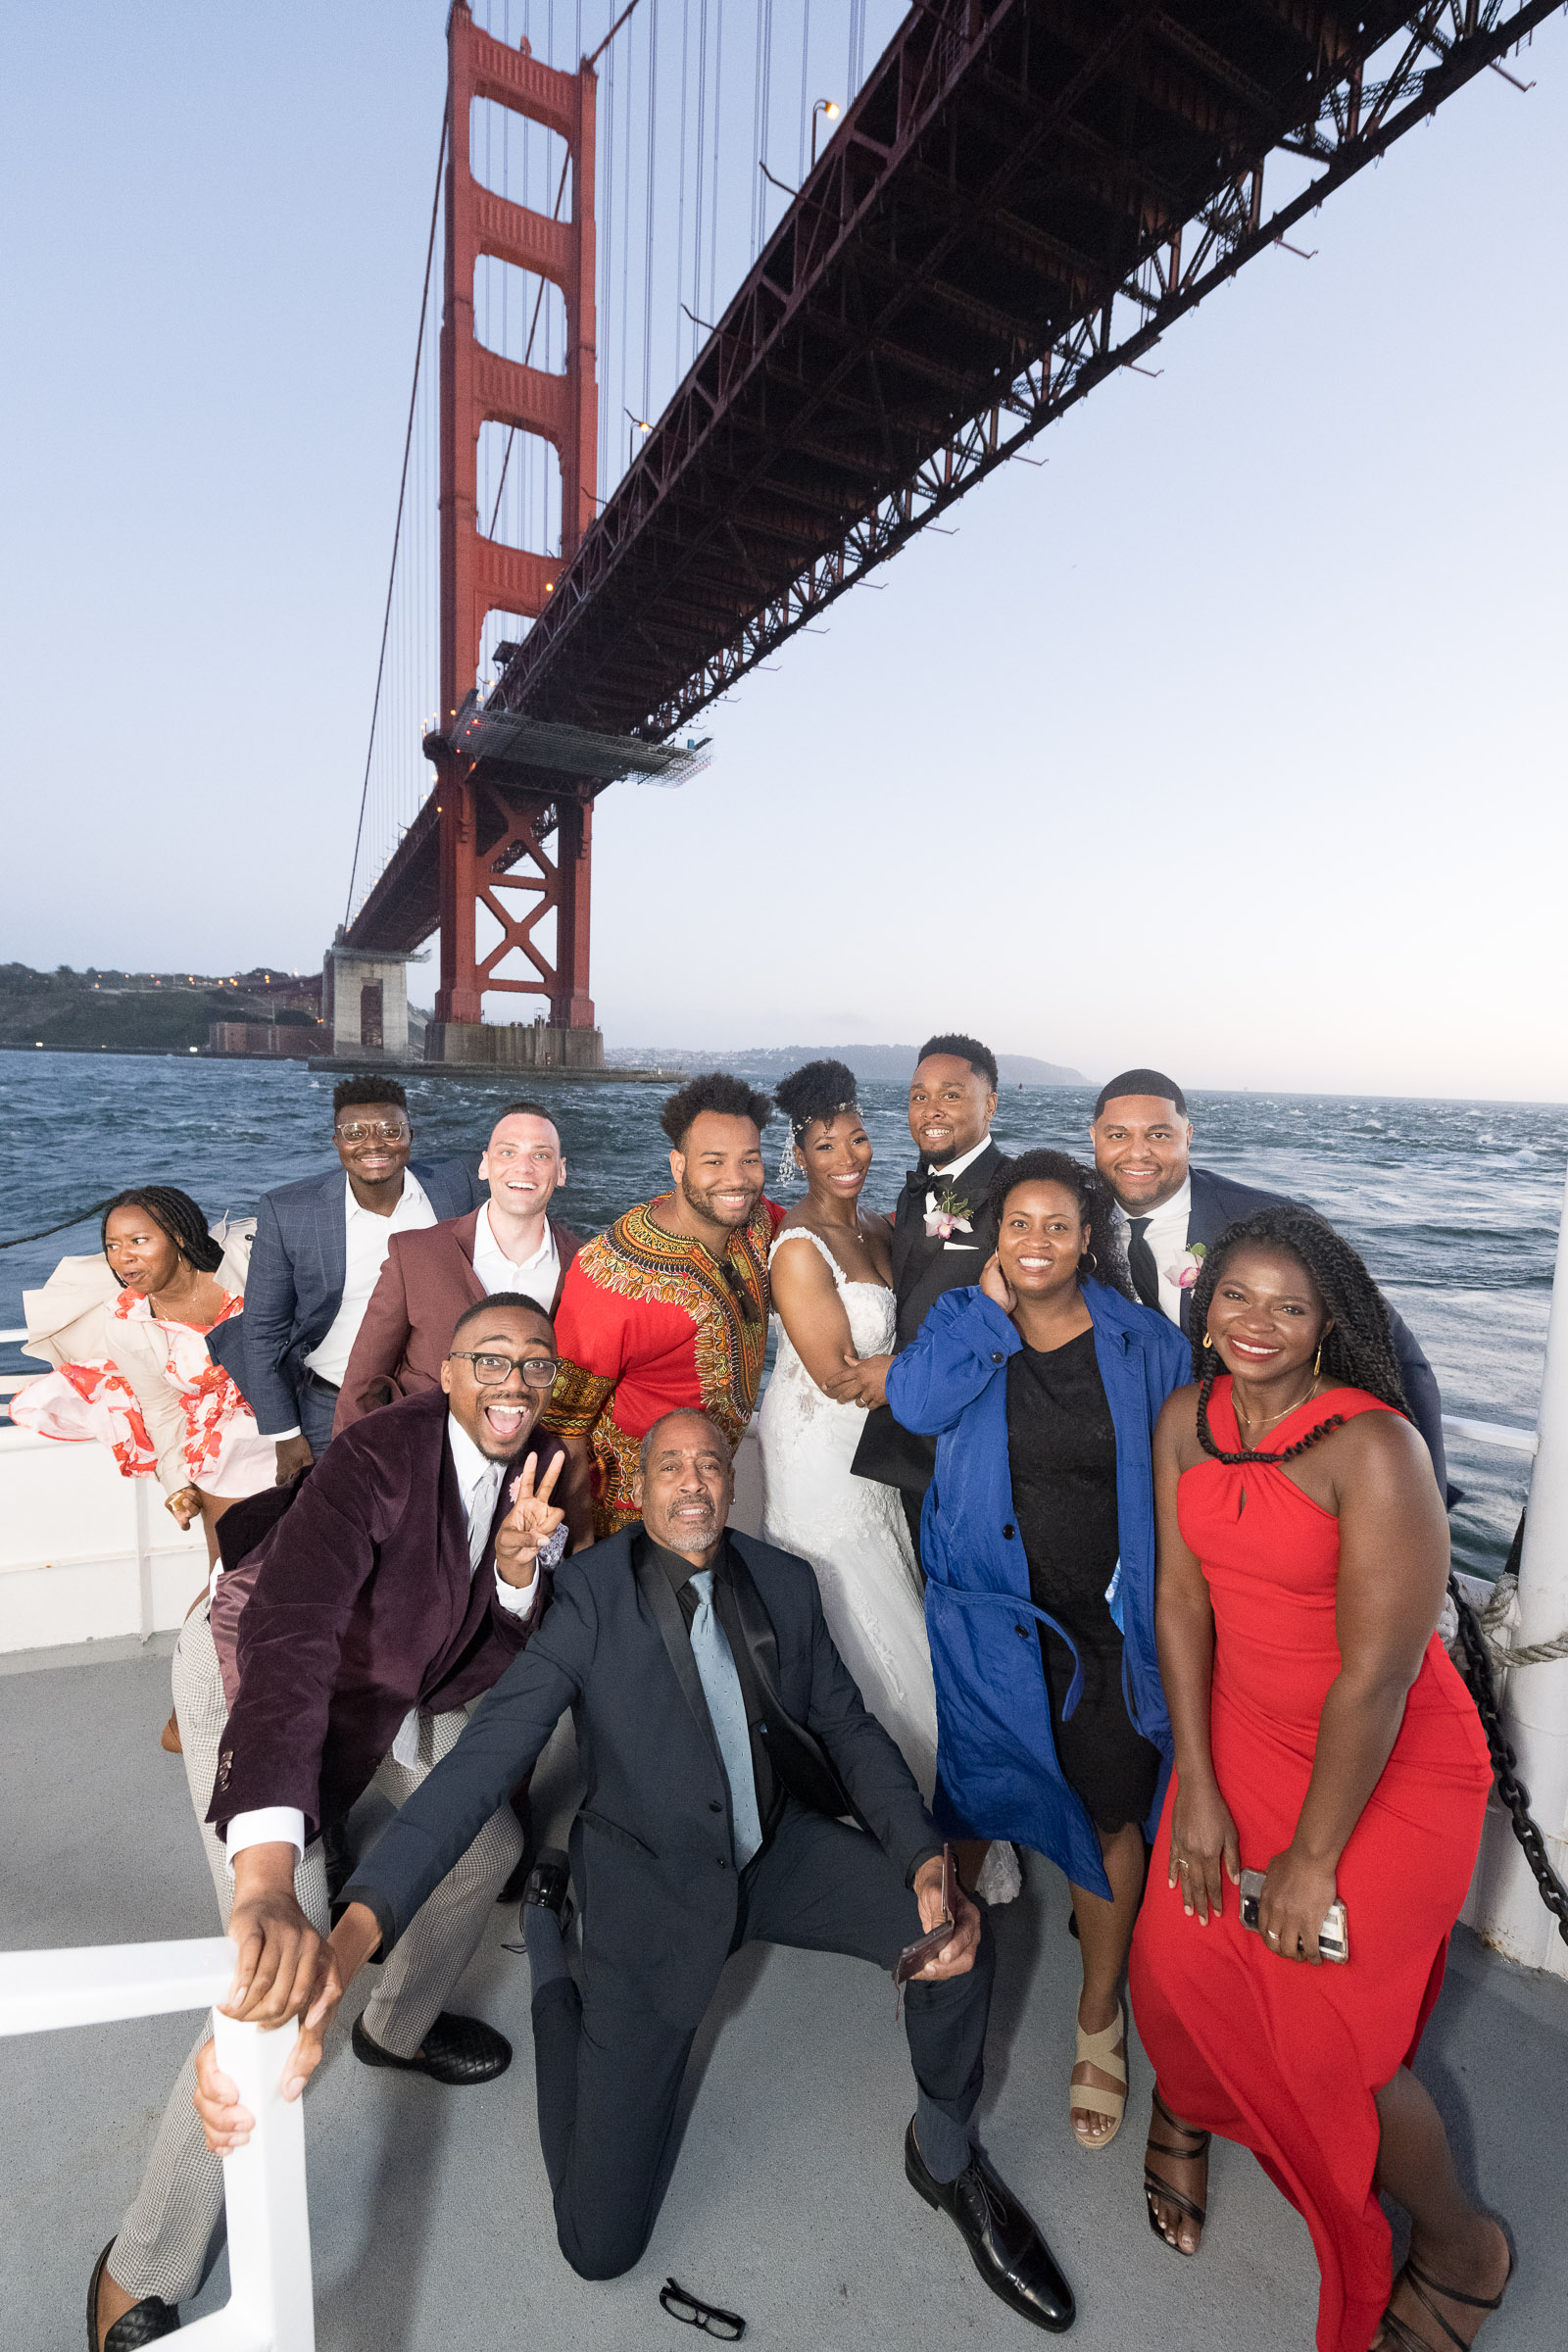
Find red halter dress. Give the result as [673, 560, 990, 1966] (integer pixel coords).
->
[1128, 1381, 1491, 2352]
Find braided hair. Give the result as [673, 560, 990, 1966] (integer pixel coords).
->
[99, 1187, 224, 1280]
[1188, 1203, 1408, 1466]
[987, 1149, 1136, 1302]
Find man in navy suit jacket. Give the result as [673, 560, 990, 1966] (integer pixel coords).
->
[199, 1411, 1077, 2333]
[242, 1075, 482, 1477]
[1089, 1068, 1452, 1500]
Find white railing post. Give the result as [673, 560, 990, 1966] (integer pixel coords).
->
[1469, 1158, 1568, 1980]
[0, 1937, 315, 2350]
[205, 2006, 316, 2352]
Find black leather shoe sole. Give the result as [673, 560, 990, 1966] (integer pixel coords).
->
[522, 1845, 571, 1913]
[352, 2011, 512, 2084]
[87, 2241, 180, 2350]
[905, 2122, 1075, 2332]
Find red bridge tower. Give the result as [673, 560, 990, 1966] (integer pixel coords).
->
[432, 4, 598, 1038]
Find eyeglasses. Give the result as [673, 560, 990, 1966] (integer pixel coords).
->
[448, 1350, 561, 1388]
[335, 1121, 410, 1143]
[659, 2279, 745, 2340]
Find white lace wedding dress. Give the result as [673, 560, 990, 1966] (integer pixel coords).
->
[758, 1227, 1020, 1903]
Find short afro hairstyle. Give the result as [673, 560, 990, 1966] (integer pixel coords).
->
[773, 1057, 859, 1139]
[916, 1033, 999, 1091]
[448, 1292, 557, 1349]
[987, 1150, 1135, 1301]
[332, 1075, 409, 1119]
[1093, 1068, 1187, 1119]
[660, 1071, 773, 1150]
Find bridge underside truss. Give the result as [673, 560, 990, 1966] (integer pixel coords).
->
[497, 0, 1558, 738]
[348, 0, 1555, 960]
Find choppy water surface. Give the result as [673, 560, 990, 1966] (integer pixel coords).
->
[3, 1052, 1563, 1580]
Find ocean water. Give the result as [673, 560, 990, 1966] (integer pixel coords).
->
[3, 1051, 1564, 1582]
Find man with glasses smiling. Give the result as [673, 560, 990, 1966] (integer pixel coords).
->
[241, 1076, 483, 1483]
[88, 1296, 565, 2352]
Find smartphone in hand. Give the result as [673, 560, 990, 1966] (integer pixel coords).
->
[893, 1844, 956, 1987]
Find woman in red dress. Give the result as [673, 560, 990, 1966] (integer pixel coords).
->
[1128, 1205, 1510, 2352]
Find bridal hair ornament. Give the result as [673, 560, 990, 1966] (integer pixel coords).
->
[777, 1098, 857, 1189]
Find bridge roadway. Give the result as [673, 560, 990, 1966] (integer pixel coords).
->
[346, 0, 1558, 957]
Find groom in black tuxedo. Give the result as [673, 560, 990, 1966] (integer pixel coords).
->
[1089, 1067, 1452, 1500]
[849, 1034, 1010, 1565]
[219, 1408, 1074, 2331]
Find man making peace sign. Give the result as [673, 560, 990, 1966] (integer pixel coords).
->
[91, 1294, 566, 2352]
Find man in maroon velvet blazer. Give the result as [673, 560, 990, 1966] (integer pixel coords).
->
[91, 1295, 567, 2352]
[334, 1099, 580, 1436]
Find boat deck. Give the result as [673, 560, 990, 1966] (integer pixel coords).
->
[4, 1632, 1564, 2352]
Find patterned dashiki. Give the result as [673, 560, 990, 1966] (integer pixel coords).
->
[545, 1195, 784, 1539]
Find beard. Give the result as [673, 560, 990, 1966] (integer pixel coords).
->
[679, 1170, 760, 1228]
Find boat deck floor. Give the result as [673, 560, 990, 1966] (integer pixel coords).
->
[4, 1633, 1564, 2352]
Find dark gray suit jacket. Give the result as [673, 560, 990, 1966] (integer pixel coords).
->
[241, 1157, 482, 1436]
[851, 1140, 1010, 1497]
[340, 1527, 940, 2030]
[1185, 1165, 1452, 1503]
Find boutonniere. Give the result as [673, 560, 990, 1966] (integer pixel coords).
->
[1163, 1242, 1207, 1291]
[924, 1186, 974, 1241]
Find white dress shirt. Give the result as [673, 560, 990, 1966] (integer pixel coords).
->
[270, 1173, 439, 1440]
[303, 1172, 436, 1388]
[924, 1132, 994, 1250]
[226, 1413, 541, 1863]
[1115, 1175, 1193, 1322]
[470, 1201, 561, 1308]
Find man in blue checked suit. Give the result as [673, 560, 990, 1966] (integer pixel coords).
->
[243, 1077, 482, 1478]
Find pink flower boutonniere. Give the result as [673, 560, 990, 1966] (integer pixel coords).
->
[1164, 1242, 1207, 1291]
[924, 1187, 974, 1242]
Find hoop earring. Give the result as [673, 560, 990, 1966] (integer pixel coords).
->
[1202, 1329, 1214, 1350]
[1313, 1340, 1324, 1377]
[1081, 1250, 1098, 1273]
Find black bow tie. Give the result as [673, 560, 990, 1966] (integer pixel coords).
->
[905, 1163, 937, 1192]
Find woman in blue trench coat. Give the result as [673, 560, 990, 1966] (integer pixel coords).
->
[887, 1149, 1189, 2153]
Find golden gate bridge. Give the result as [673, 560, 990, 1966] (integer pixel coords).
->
[336, 0, 1557, 1073]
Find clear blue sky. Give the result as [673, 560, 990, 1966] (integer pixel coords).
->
[3, 4, 1564, 1100]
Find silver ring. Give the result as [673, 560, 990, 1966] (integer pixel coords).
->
[1266, 1928, 1280, 1941]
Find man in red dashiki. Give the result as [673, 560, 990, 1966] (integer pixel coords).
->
[547, 1074, 783, 1540]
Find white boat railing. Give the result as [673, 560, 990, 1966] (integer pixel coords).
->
[0, 1937, 315, 2350]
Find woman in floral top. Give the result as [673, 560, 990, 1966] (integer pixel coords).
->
[16, 1185, 274, 1563]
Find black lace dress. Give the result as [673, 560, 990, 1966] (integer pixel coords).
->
[1005, 1327, 1161, 1837]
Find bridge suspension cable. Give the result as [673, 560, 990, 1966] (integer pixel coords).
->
[344, 117, 447, 930]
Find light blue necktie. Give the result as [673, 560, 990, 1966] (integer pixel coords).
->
[687, 1569, 763, 1866]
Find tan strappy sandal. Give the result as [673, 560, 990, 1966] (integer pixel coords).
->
[1070, 1999, 1127, 2149]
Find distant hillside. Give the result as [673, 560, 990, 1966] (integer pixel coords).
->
[605, 1042, 1090, 1087]
[0, 963, 322, 1054]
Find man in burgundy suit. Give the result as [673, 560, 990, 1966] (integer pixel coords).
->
[334, 1099, 580, 1436]
[90, 1294, 566, 2352]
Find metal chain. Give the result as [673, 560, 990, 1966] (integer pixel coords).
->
[1447, 1523, 1568, 1947]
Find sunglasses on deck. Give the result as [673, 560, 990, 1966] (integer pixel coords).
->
[447, 1350, 562, 1388]
[660, 2279, 746, 2340]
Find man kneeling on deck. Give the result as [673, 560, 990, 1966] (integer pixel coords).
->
[195, 1407, 1077, 2332]
[91, 1295, 565, 2351]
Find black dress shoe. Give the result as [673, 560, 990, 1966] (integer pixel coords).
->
[522, 1846, 571, 1915]
[495, 1846, 536, 1905]
[351, 2011, 512, 2084]
[905, 2120, 1075, 2332]
[87, 2240, 180, 2349]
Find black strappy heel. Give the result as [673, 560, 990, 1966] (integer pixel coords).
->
[1376, 2241, 1514, 2351]
[1143, 2089, 1210, 2257]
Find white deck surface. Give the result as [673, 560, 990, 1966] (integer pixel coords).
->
[3, 1629, 1564, 2352]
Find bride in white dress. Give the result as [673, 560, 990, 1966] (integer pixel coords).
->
[758, 1062, 1019, 1903]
